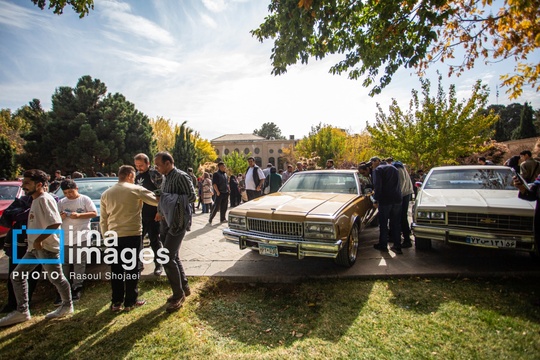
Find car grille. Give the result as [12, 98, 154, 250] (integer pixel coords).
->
[247, 218, 303, 237]
[447, 212, 533, 231]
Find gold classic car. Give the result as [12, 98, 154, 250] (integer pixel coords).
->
[223, 170, 375, 267]
[411, 165, 536, 254]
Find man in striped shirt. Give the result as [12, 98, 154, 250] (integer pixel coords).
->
[154, 152, 196, 313]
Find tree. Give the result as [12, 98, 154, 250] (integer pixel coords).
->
[0, 135, 17, 179]
[222, 151, 249, 177]
[193, 135, 218, 170]
[366, 74, 498, 170]
[0, 108, 30, 153]
[253, 0, 539, 99]
[511, 102, 537, 140]
[342, 132, 376, 167]
[295, 123, 348, 168]
[18, 76, 155, 175]
[150, 117, 177, 152]
[253, 122, 286, 139]
[31, 0, 94, 18]
[171, 121, 198, 173]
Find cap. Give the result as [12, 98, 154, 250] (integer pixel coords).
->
[369, 156, 380, 162]
[217, 161, 225, 166]
[267, 163, 272, 167]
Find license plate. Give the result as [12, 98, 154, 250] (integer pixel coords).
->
[259, 243, 278, 257]
[465, 236, 516, 248]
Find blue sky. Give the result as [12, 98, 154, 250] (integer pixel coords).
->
[1, 0, 538, 140]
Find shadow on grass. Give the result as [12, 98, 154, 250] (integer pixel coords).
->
[385, 276, 540, 323]
[193, 278, 374, 347]
[0, 280, 171, 359]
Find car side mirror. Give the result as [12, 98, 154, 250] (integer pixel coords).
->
[415, 181, 423, 188]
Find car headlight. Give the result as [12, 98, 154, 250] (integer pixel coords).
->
[304, 223, 336, 239]
[228, 215, 246, 229]
[417, 211, 445, 220]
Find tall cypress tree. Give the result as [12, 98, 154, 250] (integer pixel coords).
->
[172, 121, 198, 172]
[512, 102, 537, 140]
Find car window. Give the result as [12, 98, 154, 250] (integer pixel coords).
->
[280, 173, 358, 194]
[55, 180, 116, 200]
[424, 169, 516, 190]
[0, 185, 20, 200]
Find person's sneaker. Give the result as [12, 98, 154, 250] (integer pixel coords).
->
[110, 303, 123, 312]
[166, 296, 185, 313]
[124, 299, 146, 312]
[390, 246, 403, 255]
[220, 219, 228, 223]
[71, 287, 83, 301]
[45, 304, 74, 319]
[401, 242, 413, 249]
[154, 264, 163, 276]
[0, 310, 31, 327]
[373, 243, 389, 252]
[53, 293, 62, 307]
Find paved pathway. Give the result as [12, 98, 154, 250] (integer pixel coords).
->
[1, 209, 539, 283]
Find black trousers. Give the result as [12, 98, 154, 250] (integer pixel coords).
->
[142, 216, 162, 266]
[110, 235, 141, 307]
[209, 192, 229, 222]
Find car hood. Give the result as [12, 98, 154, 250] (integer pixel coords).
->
[232, 192, 358, 217]
[417, 189, 535, 214]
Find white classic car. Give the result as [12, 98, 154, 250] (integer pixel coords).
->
[411, 165, 536, 254]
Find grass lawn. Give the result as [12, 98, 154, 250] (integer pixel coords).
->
[0, 276, 539, 359]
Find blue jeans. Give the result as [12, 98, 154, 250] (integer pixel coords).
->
[11, 249, 72, 313]
[378, 202, 402, 249]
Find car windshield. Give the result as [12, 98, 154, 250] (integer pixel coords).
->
[55, 179, 117, 200]
[0, 185, 19, 200]
[280, 173, 358, 194]
[424, 168, 517, 190]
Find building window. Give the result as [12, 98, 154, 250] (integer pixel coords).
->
[278, 157, 286, 170]
[224, 148, 229, 155]
[215, 149, 220, 155]
[244, 148, 250, 155]
[234, 148, 240, 153]
[254, 147, 260, 154]
[268, 157, 275, 166]
[278, 149, 283, 154]
[269, 149, 274, 154]
[255, 157, 262, 167]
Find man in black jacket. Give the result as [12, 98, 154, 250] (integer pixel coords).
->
[370, 157, 403, 254]
[209, 162, 229, 224]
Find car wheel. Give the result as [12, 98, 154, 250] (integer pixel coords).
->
[415, 237, 431, 250]
[335, 222, 360, 267]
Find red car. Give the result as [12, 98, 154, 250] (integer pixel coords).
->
[0, 180, 24, 239]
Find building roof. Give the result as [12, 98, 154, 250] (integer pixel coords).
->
[211, 134, 266, 142]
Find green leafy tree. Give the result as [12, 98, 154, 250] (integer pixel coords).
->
[511, 102, 537, 140]
[253, 122, 286, 139]
[0, 108, 30, 153]
[171, 121, 198, 173]
[222, 151, 249, 177]
[19, 76, 155, 175]
[367, 74, 498, 170]
[295, 124, 348, 168]
[253, 0, 538, 99]
[31, 0, 94, 18]
[0, 135, 17, 179]
[487, 103, 527, 142]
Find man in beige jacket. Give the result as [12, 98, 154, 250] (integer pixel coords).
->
[100, 165, 158, 312]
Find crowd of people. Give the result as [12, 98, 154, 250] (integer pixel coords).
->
[1, 148, 539, 327]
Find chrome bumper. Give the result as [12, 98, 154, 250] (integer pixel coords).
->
[411, 223, 535, 251]
[222, 228, 343, 259]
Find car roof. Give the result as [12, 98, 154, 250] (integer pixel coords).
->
[430, 165, 509, 171]
[0, 181, 22, 186]
[293, 170, 358, 174]
[73, 177, 118, 181]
